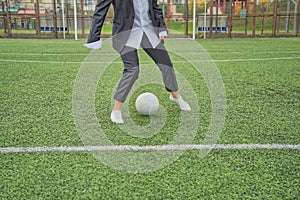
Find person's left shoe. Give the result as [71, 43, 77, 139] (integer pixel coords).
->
[169, 95, 191, 111]
[83, 39, 102, 49]
[110, 110, 124, 124]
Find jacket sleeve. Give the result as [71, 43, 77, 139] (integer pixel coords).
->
[151, 0, 167, 32]
[87, 0, 112, 43]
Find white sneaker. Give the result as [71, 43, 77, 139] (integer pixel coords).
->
[110, 110, 124, 124]
[169, 95, 191, 111]
[83, 39, 102, 49]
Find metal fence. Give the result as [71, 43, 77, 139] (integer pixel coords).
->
[0, 0, 299, 39]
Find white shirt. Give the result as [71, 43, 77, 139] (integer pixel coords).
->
[126, 0, 167, 49]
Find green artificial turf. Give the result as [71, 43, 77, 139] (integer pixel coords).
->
[0, 37, 299, 199]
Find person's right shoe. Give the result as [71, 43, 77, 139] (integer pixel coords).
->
[169, 95, 191, 111]
[110, 110, 124, 124]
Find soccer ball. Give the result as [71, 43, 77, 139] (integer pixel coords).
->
[135, 92, 159, 116]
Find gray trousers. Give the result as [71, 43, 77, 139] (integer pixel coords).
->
[114, 35, 178, 103]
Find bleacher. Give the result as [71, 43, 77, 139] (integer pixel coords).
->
[40, 27, 67, 32]
[198, 26, 227, 32]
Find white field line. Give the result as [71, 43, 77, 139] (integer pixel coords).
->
[0, 59, 122, 64]
[0, 53, 113, 56]
[1, 144, 299, 153]
[1, 56, 300, 64]
[0, 51, 300, 56]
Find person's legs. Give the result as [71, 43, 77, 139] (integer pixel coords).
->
[111, 46, 139, 124]
[142, 39, 191, 111]
[114, 46, 140, 104]
[142, 41, 179, 93]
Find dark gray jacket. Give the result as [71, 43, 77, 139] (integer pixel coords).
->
[87, 0, 167, 52]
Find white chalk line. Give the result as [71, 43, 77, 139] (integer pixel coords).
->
[1, 56, 299, 65]
[1, 51, 299, 56]
[1, 144, 299, 153]
[0, 59, 122, 64]
[0, 52, 114, 56]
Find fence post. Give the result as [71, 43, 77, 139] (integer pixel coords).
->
[167, 0, 171, 32]
[261, 1, 265, 34]
[185, 0, 188, 36]
[80, 0, 85, 38]
[252, 0, 256, 37]
[1, 1, 5, 33]
[4, 0, 11, 38]
[53, 0, 58, 38]
[66, 2, 70, 34]
[228, 0, 233, 38]
[35, 0, 41, 37]
[244, 0, 248, 35]
[296, 0, 300, 35]
[286, 0, 291, 33]
[216, 0, 219, 33]
[209, 0, 213, 38]
[272, 0, 278, 37]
